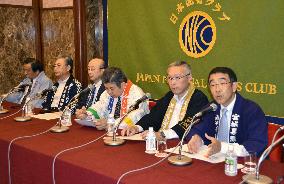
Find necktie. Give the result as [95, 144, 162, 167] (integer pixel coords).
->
[114, 97, 121, 119]
[86, 86, 96, 108]
[217, 108, 229, 142]
[21, 81, 33, 105]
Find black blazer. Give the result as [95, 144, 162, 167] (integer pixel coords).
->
[137, 89, 209, 138]
[76, 84, 105, 109]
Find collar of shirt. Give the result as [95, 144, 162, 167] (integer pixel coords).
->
[31, 71, 44, 86]
[219, 93, 236, 125]
[33, 71, 41, 82]
[173, 89, 188, 104]
[58, 76, 69, 84]
[93, 80, 102, 89]
[220, 93, 236, 113]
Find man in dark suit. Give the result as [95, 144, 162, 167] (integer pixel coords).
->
[76, 58, 106, 111]
[186, 67, 267, 156]
[121, 61, 209, 140]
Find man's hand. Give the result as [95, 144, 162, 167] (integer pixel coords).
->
[187, 134, 203, 153]
[95, 118, 107, 130]
[155, 132, 166, 141]
[75, 106, 87, 120]
[204, 133, 221, 157]
[140, 130, 149, 139]
[121, 126, 139, 136]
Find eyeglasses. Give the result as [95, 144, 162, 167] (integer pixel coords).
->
[209, 81, 231, 88]
[88, 67, 104, 72]
[167, 73, 190, 81]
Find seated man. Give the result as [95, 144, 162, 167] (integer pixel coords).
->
[42, 57, 82, 114]
[5, 58, 53, 108]
[121, 61, 208, 140]
[187, 67, 268, 157]
[76, 58, 105, 109]
[76, 67, 149, 130]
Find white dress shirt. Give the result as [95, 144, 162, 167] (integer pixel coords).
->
[218, 94, 248, 157]
[137, 91, 189, 139]
[51, 77, 69, 108]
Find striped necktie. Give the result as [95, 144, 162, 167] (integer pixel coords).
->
[86, 86, 96, 108]
[114, 97, 121, 119]
[217, 108, 229, 142]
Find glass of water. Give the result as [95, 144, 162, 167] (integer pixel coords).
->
[241, 151, 257, 174]
[155, 139, 168, 157]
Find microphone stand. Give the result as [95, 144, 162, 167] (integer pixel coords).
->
[50, 85, 92, 133]
[14, 97, 33, 122]
[49, 99, 78, 133]
[0, 88, 21, 114]
[0, 95, 9, 114]
[168, 115, 200, 166]
[104, 107, 136, 146]
[242, 132, 284, 184]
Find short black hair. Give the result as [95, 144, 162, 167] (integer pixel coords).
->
[24, 58, 44, 72]
[65, 56, 73, 74]
[208, 67, 237, 83]
[102, 67, 127, 87]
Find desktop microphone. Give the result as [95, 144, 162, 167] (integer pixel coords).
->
[168, 102, 218, 166]
[242, 131, 284, 184]
[49, 85, 93, 133]
[194, 103, 218, 118]
[104, 93, 151, 146]
[35, 88, 56, 98]
[14, 82, 32, 91]
[0, 82, 32, 114]
[128, 93, 151, 111]
[72, 84, 95, 100]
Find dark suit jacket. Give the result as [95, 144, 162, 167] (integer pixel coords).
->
[76, 84, 105, 109]
[137, 89, 209, 138]
[186, 93, 268, 156]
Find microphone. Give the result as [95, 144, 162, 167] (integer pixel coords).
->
[168, 102, 217, 166]
[194, 103, 218, 118]
[72, 84, 94, 100]
[0, 82, 32, 114]
[128, 93, 151, 111]
[104, 94, 151, 146]
[49, 85, 94, 133]
[14, 82, 32, 91]
[35, 88, 56, 98]
[243, 132, 284, 183]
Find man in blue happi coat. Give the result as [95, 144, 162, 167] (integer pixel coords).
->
[187, 67, 268, 157]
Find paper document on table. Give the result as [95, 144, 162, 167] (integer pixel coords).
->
[31, 112, 61, 120]
[74, 119, 96, 127]
[118, 133, 144, 141]
[166, 144, 225, 163]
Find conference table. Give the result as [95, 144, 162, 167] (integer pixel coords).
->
[0, 102, 283, 184]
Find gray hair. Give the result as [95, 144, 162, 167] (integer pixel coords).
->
[101, 67, 127, 87]
[168, 61, 191, 74]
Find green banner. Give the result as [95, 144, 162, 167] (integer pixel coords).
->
[108, 0, 284, 118]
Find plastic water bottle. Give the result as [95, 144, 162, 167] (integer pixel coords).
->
[225, 144, 238, 176]
[145, 127, 157, 154]
[107, 114, 115, 136]
[24, 97, 33, 116]
[61, 108, 72, 126]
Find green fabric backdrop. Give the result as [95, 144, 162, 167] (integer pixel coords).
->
[108, 0, 284, 118]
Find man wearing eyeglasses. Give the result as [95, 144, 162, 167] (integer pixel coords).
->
[75, 58, 106, 113]
[121, 61, 208, 140]
[186, 67, 267, 156]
